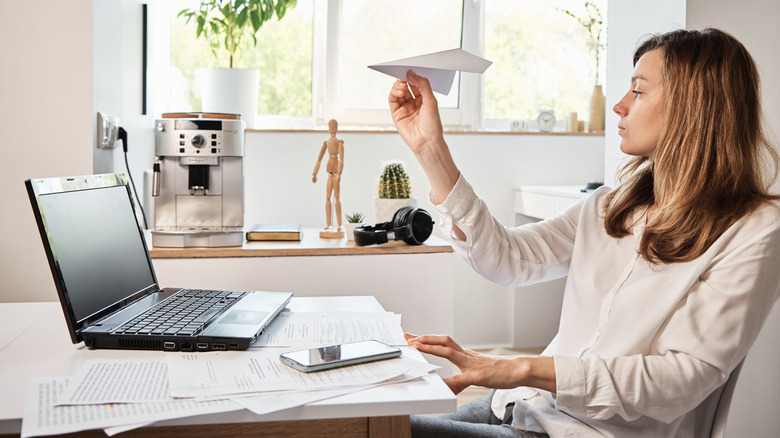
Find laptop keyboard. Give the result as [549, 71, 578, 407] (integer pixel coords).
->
[114, 289, 246, 336]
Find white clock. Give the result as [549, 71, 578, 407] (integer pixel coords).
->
[536, 110, 556, 132]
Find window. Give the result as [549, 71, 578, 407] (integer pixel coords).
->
[482, 0, 607, 130]
[157, 0, 606, 130]
[325, 0, 464, 126]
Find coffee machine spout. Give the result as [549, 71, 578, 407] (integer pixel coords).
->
[188, 164, 210, 195]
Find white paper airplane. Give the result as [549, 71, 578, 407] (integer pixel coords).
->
[368, 48, 492, 95]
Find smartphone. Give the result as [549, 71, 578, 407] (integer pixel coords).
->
[279, 340, 402, 373]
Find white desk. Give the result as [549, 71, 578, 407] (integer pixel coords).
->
[0, 297, 456, 437]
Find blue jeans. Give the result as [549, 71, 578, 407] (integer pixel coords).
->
[411, 390, 549, 438]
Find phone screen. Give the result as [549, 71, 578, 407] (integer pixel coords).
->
[280, 340, 401, 372]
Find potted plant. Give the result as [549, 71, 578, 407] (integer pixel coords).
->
[373, 162, 416, 223]
[344, 212, 364, 242]
[559, 2, 605, 132]
[178, 0, 297, 126]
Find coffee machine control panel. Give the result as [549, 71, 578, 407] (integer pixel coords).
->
[155, 118, 244, 157]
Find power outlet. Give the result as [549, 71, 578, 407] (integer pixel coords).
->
[96, 112, 120, 149]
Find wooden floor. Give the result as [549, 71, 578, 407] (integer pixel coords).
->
[457, 385, 492, 408]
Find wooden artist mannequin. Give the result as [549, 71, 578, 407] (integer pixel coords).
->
[312, 119, 345, 238]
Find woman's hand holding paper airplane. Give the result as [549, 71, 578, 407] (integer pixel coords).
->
[388, 71, 460, 210]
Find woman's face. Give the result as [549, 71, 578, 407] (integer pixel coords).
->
[613, 48, 666, 158]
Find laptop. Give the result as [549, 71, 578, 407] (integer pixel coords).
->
[25, 173, 292, 351]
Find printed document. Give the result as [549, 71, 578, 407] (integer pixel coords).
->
[251, 312, 405, 347]
[56, 359, 169, 405]
[166, 348, 419, 399]
[21, 377, 241, 438]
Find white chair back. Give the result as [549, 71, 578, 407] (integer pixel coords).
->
[709, 360, 744, 438]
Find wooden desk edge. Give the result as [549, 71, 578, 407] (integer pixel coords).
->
[150, 244, 453, 258]
[0, 415, 411, 438]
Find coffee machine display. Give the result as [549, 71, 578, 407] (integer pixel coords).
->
[151, 113, 245, 247]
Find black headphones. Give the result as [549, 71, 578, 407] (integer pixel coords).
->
[353, 206, 434, 246]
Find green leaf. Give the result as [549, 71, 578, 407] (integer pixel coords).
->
[176, 0, 299, 67]
[237, 8, 248, 28]
[196, 15, 205, 37]
[250, 9, 261, 32]
[220, 3, 232, 19]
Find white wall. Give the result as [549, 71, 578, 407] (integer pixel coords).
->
[93, 0, 157, 215]
[686, 1, 780, 435]
[603, 0, 686, 186]
[0, 0, 93, 303]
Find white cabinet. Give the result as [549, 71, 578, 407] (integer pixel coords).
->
[512, 186, 589, 348]
[514, 185, 588, 220]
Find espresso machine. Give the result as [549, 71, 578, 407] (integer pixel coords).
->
[151, 113, 245, 247]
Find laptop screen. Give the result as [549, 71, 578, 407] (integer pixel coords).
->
[31, 175, 157, 324]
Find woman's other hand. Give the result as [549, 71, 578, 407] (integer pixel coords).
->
[404, 332, 556, 395]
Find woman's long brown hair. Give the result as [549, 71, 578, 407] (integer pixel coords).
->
[604, 28, 779, 264]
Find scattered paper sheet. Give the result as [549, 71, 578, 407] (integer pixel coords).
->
[21, 377, 241, 438]
[368, 48, 492, 95]
[166, 349, 417, 399]
[233, 357, 440, 415]
[103, 422, 153, 436]
[251, 312, 405, 347]
[233, 387, 368, 416]
[21, 351, 439, 436]
[56, 359, 170, 405]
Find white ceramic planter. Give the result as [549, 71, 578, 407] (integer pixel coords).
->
[197, 68, 260, 127]
[373, 197, 417, 224]
[344, 222, 363, 241]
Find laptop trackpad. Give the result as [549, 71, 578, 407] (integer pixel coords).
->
[220, 309, 268, 325]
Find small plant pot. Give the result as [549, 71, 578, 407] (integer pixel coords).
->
[373, 197, 417, 224]
[345, 222, 363, 241]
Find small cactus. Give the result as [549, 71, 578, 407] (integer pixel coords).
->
[377, 162, 412, 199]
[345, 212, 365, 223]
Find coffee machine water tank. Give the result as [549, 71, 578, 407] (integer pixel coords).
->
[151, 113, 245, 247]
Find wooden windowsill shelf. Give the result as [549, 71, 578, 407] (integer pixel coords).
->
[148, 228, 453, 259]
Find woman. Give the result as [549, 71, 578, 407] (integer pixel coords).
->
[389, 28, 780, 437]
